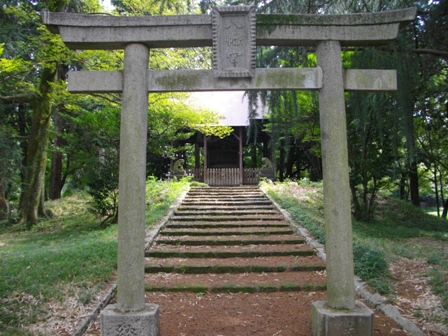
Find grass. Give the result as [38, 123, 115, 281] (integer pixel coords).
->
[423, 207, 445, 217]
[2, 178, 447, 332]
[262, 180, 448, 302]
[0, 178, 189, 335]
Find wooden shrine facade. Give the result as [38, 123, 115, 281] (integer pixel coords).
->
[184, 124, 272, 186]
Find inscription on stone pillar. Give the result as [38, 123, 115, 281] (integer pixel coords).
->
[212, 6, 256, 78]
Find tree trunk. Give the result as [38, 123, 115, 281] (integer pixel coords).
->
[399, 173, 407, 200]
[278, 139, 285, 182]
[38, 185, 48, 218]
[404, 101, 420, 207]
[439, 169, 444, 215]
[251, 143, 257, 168]
[49, 108, 64, 199]
[49, 64, 70, 199]
[433, 168, 440, 217]
[350, 177, 361, 220]
[19, 64, 57, 226]
[442, 198, 448, 219]
[409, 160, 420, 207]
[307, 151, 322, 181]
[285, 146, 294, 178]
[0, 183, 7, 221]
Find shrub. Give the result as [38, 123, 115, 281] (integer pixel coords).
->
[353, 244, 388, 280]
[86, 161, 119, 226]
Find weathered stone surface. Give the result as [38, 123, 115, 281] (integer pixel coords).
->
[67, 68, 399, 94]
[212, 6, 256, 78]
[317, 40, 355, 310]
[117, 43, 149, 313]
[312, 301, 373, 336]
[344, 69, 397, 91]
[171, 159, 186, 178]
[101, 304, 159, 336]
[42, 8, 417, 50]
[67, 68, 323, 93]
[259, 157, 275, 180]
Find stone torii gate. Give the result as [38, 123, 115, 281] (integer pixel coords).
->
[43, 6, 416, 336]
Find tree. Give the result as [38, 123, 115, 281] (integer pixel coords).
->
[0, 0, 106, 225]
[16, 0, 84, 226]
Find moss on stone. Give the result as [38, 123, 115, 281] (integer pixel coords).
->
[154, 71, 203, 91]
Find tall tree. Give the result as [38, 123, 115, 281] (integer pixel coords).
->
[0, 0, 102, 225]
[16, 1, 74, 225]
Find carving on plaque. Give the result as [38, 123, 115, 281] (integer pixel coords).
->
[212, 6, 256, 78]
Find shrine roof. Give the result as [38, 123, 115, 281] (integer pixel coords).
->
[190, 91, 267, 127]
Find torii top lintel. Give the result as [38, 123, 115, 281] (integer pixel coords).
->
[43, 7, 416, 50]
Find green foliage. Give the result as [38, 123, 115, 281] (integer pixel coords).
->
[0, 126, 22, 187]
[263, 180, 448, 296]
[0, 179, 188, 333]
[87, 160, 119, 226]
[262, 181, 326, 244]
[251, 45, 322, 181]
[428, 252, 444, 265]
[0, 206, 117, 331]
[145, 178, 190, 226]
[112, 0, 192, 15]
[353, 244, 388, 280]
[427, 267, 448, 310]
[378, 197, 448, 233]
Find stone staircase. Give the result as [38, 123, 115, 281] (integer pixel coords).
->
[144, 186, 326, 293]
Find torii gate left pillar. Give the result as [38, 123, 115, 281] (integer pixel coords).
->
[43, 7, 416, 336]
[102, 43, 161, 334]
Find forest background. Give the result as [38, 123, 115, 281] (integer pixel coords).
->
[0, 0, 447, 226]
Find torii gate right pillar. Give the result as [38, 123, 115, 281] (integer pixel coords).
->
[311, 41, 373, 335]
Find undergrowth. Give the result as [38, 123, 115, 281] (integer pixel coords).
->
[0, 178, 189, 335]
[262, 180, 448, 298]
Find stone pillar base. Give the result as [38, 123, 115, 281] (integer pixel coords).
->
[312, 301, 373, 336]
[101, 304, 159, 336]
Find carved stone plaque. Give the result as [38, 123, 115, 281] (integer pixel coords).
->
[212, 6, 256, 78]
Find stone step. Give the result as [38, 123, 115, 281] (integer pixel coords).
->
[145, 264, 325, 274]
[182, 199, 269, 205]
[159, 228, 294, 236]
[143, 186, 327, 295]
[154, 236, 304, 246]
[148, 243, 314, 256]
[187, 190, 263, 195]
[144, 272, 326, 293]
[185, 195, 265, 200]
[188, 187, 260, 193]
[146, 249, 315, 258]
[174, 209, 280, 216]
[166, 222, 290, 228]
[170, 215, 285, 222]
[181, 200, 273, 206]
[178, 205, 276, 211]
[184, 194, 265, 199]
[145, 256, 325, 271]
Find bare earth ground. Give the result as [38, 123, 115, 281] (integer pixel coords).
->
[26, 250, 446, 335]
[388, 257, 447, 335]
[24, 185, 447, 335]
[80, 261, 443, 336]
[83, 289, 408, 336]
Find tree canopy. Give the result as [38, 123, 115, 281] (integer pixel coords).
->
[1, 0, 447, 225]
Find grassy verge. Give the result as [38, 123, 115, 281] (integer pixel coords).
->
[262, 180, 448, 301]
[0, 178, 189, 335]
